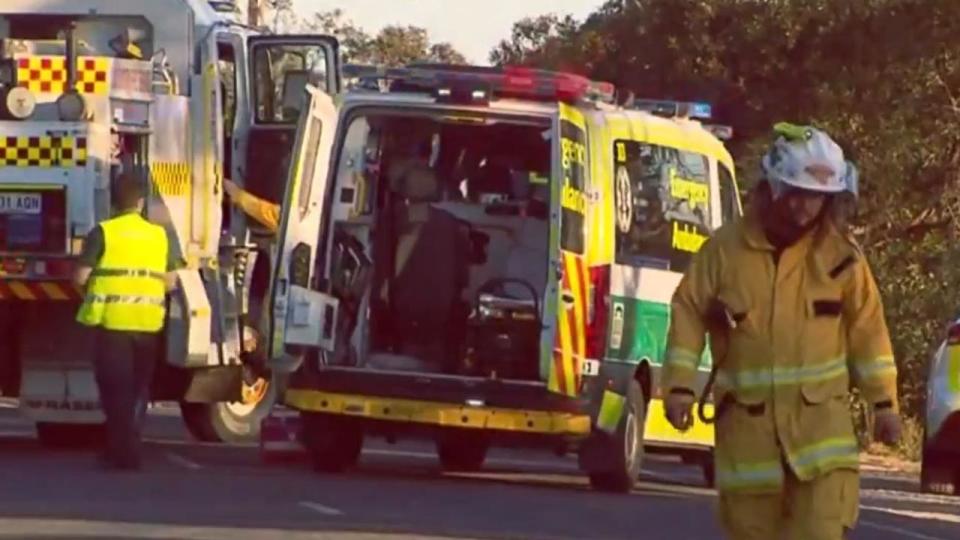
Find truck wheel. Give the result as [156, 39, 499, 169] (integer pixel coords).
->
[302, 412, 363, 473]
[36, 422, 104, 449]
[180, 375, 275, 443]
[587, 379, 646, 493]
[920, 448, 958, 495]
[436, 431, 489, 472]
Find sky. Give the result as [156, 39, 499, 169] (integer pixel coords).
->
[292, 0, 606, 65]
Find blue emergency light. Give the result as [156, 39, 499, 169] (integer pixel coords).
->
[633, 99, 714, 120]
[690, 102, 713, 120]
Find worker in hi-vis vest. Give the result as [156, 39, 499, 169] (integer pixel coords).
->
[75, 172, 184, 471]
[661, 123, 901, 539]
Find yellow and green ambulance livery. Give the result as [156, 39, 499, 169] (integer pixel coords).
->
[267, 65, 742, 492]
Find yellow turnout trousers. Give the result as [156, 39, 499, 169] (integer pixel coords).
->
[718, 466, 859, 540]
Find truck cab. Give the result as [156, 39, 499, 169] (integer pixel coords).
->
[0, 0, 342, 445]
[268, 65, 741, 491]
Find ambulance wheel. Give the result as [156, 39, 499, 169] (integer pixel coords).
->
[36, 422, 104, 449]
[302, 413, 363, 473]
[701, 453, 716, 488]
[587, 379, 646, 493]
[436, 431, 489, 472]
[180, 375, 276, 443]
[920, 448, 958, 495]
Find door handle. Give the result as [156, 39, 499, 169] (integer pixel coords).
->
[561, 291, 575, 308]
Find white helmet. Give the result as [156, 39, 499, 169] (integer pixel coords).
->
[761, 123, 859, 200]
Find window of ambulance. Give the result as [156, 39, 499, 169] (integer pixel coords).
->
[613, 140, 711, 272]
[718, 162, 740, 225]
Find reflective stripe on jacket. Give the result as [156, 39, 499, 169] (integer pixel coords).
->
[76, 213, 168, 332]
[661, 210, 898, 493]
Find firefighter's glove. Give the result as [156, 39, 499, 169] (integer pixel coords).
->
[873, 407, 902, 446]
[665, 389, 696, 432]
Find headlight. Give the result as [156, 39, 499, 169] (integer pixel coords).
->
[2, 86, 35, 120]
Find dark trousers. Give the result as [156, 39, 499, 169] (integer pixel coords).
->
[92, 328, 157, 467]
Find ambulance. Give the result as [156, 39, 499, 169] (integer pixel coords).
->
[266, 64, 742, 492]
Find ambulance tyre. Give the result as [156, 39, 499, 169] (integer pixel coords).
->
[587, 379, 646, 493]
[701, 452, 716, 488]
[302, 413, 363, 473]
[179, 379, 278, 444]
[36, 422, 105, 449]
[920, 447, 958, 495]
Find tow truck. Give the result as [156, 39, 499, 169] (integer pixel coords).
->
[0, 0, 342, 445]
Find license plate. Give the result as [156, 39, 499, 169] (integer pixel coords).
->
[0, 192, 42, 215]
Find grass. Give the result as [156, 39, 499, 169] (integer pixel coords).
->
[850, 394, 924, 463]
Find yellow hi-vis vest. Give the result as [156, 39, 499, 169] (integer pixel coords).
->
[76, 213, 168, 332]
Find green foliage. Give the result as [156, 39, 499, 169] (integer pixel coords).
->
[290, 8, 466, 66]
[494, 0, 960, 420]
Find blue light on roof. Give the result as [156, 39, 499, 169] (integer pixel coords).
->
[690, 102, 712, 120]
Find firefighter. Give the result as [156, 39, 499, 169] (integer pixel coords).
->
[74, 172, 183, 471]
[661, 123, 901, 539]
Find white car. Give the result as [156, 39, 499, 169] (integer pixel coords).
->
[922, 317, 960, 495]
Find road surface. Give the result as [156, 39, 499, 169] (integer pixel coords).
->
[0, 399, 957, 540]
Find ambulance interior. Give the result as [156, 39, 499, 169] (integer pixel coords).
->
[323, 112, 553, 381]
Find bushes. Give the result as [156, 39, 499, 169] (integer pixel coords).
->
[494, 0, 960, 423]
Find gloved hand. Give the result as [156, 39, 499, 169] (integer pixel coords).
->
[874, 408, 902, 446]
[665, 389, 695, 432]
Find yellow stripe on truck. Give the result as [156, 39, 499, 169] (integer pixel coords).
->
[38, 282, 69, 300]
[8, 281, 36, 300]
[285, 389, 592, 436]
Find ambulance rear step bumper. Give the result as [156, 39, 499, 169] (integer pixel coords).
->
[286, 365, 586, 414]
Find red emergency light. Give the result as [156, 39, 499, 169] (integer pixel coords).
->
[347, 63, 616, 105]
[499, 66, 616, 104]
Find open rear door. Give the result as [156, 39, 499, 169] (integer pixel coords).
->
[241, 35, 341, 212]
[546, 103, 591, 397]
[268, 85, 339, 372]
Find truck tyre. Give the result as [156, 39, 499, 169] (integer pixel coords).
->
[302, 412, 363, 473]
[587, 379, 646, 493]
[920, 447, 957, 495]
[36, 422, 104, 449]
[436, 431, 489, 472]
[179, 375, 276, 443]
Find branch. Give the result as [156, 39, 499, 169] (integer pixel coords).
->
[904, 219, 952, 237]
[934, 62, 960, 120]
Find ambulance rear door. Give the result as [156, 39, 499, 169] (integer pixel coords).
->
[544, 103, 591, 397]
[267, 85, 339, 372]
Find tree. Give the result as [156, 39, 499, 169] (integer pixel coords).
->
[263, 0, 298, 32]
[488, 14, 583, 67]
[493, 0, 960, 424]
[427, 43, 467, 65]
[300, 9, 467, 66]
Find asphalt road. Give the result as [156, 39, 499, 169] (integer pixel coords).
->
[0, 399, 957, 540]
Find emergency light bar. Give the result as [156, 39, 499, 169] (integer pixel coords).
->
[343, 63, 616, 105]
[633, 99, 713, 120]
[704, 124, 734, 141]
